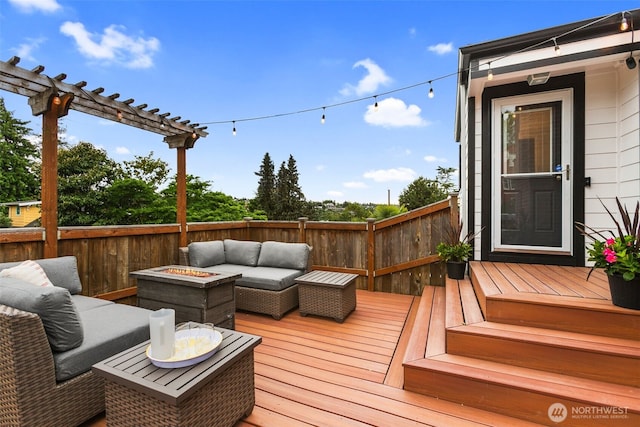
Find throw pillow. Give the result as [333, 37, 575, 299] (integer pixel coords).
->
[0, 277, 84, 351]
[0, 259, 54, 287]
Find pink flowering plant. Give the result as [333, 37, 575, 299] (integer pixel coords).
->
[576, 197, 640, 281]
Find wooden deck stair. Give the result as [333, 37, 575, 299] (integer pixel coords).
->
[403, 262, 640, 426]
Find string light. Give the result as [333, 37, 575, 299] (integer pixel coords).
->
[196, 10, 624, 129]
[52, 96, 61, 105]
[553, 37, 560, 55]
[620, 12, 629, 31]
[321, 107, 326, 124]
[116, 110, 123, 121]
[232, 121, 236, 136]
[374, 96, 379, 112]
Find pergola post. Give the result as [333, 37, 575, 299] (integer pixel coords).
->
[164, 133, 198, 248]
[28, 89, 73, 258]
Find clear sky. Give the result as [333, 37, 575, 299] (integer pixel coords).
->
[1, 0, 635, 205]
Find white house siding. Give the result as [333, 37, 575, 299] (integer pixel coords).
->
[472, 97, 483, 260]
[584, 66, 639, 241]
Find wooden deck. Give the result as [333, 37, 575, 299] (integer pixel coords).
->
[84, 263, 639, 426]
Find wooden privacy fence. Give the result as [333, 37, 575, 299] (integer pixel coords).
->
[0, 196, 457, 298]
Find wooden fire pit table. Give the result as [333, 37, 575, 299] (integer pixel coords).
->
[131, 265, 240, 329]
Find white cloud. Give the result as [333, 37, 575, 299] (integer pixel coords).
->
[424, 155, 447, 163]
[9, 0, 61, 13]
[343, 181, 368, 189]
[363, 167, 417, 183]
[115, 146, 131, 155]
[408, 27, 417, 38]
[327, 190, 344, 198]
[340, 58, 392, 97]
[12, 37, 46, 61]
[428, 42, 453, 55]
[60, 22, 160, 69]
[364, 97, 428, 128]
[315, 164, 326, 171]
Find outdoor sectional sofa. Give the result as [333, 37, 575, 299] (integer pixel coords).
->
[0, 256, 151, 427]
[179, 239, 312, 320]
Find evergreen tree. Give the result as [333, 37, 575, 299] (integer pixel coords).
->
[273, 155, 306, 220]
[253, 152, 276, 218]
[0, 98, 40, 203]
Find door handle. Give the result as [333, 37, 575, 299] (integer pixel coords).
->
[565, 164, 570, 181]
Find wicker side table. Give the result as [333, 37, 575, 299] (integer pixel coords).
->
[296, 271, 358, 323]
[92, 327, 261, 427]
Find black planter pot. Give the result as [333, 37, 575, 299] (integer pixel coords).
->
[446, 261, 466, 280]
[607, 274, 640, 310]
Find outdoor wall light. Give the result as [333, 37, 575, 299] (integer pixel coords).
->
[626, 54, 637, 70]
[527, 72, 550, 86]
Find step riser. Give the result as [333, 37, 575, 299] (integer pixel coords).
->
[486, 298, 640, 341]
[404, 364, 640, 427]
[446, 330, 639, 387]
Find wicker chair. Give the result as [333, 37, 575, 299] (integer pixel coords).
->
[0, 304, 105, 427]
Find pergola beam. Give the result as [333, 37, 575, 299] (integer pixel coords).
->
[0, 57, 208, 138]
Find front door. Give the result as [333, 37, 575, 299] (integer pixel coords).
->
[492, 90, 573, 254]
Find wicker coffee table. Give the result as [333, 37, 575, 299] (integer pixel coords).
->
[296, 271, 358, 322]
[92, 327, 261, 427]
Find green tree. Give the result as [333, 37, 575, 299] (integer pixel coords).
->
[57, 141, 122, 225]
[398, 167, 456, 210]
[96, 178, 174, 225]
[0, 98, 40, 203]
[121, 151, 171, 191]
[253, 152, 276, 218]
[372, 204, 407, 219]
[273, 155, 306, 220]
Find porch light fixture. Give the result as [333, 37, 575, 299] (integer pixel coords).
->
[527, 72, 550, 86]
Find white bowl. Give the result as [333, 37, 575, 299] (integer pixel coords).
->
[146, 327, 223, 368]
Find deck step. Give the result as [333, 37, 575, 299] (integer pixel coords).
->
[485, 292, 640, 341]
[404, 354, 640, 426]
[447, 321, 640, 387]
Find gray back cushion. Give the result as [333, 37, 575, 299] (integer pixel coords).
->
[224, 239, 262, 266]
[0, 256, 83, 295]
[0, 277, 84, 352]
[188, 241, 225, 267]
[258, 241, 311, 270]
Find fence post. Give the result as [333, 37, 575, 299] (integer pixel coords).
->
[298, 217, 308, 243]
[243, 217, 252, 241]
[367, 218, 376, 292]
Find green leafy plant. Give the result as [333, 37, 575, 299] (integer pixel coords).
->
[576, 197, 640, 281]
[436, 220, 481, 263]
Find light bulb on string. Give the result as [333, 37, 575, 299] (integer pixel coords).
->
[232, 121, 237, 136]
[553, 38, 560, 55]
[116, 110, 123, 121]
[620, 12, 629, 31]
[487, 62, 493, 81]
[321, 107, 326, 124]
[428, 81, 434, 98]
[374, 96, 379, 112]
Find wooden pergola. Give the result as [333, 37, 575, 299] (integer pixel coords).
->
[0, 57, 208, 256]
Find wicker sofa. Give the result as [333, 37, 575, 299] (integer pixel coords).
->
[179, 239, 311, 320]
[0, 256, 151, 427]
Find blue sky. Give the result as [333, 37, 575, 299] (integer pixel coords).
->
[0, 0, 635, 204]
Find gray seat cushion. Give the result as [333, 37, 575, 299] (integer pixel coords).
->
[53, 303, 151, 382]
[71, 294, 114, 312]
[188, 240, 225, 268]
[224, 239, 262, 266]
[0, 277, 84, 352]
[202, 264, 255, 275]
[236, 267, 305, 291]
[0, 256, 83, 295]
[258, 241, 310, 270]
